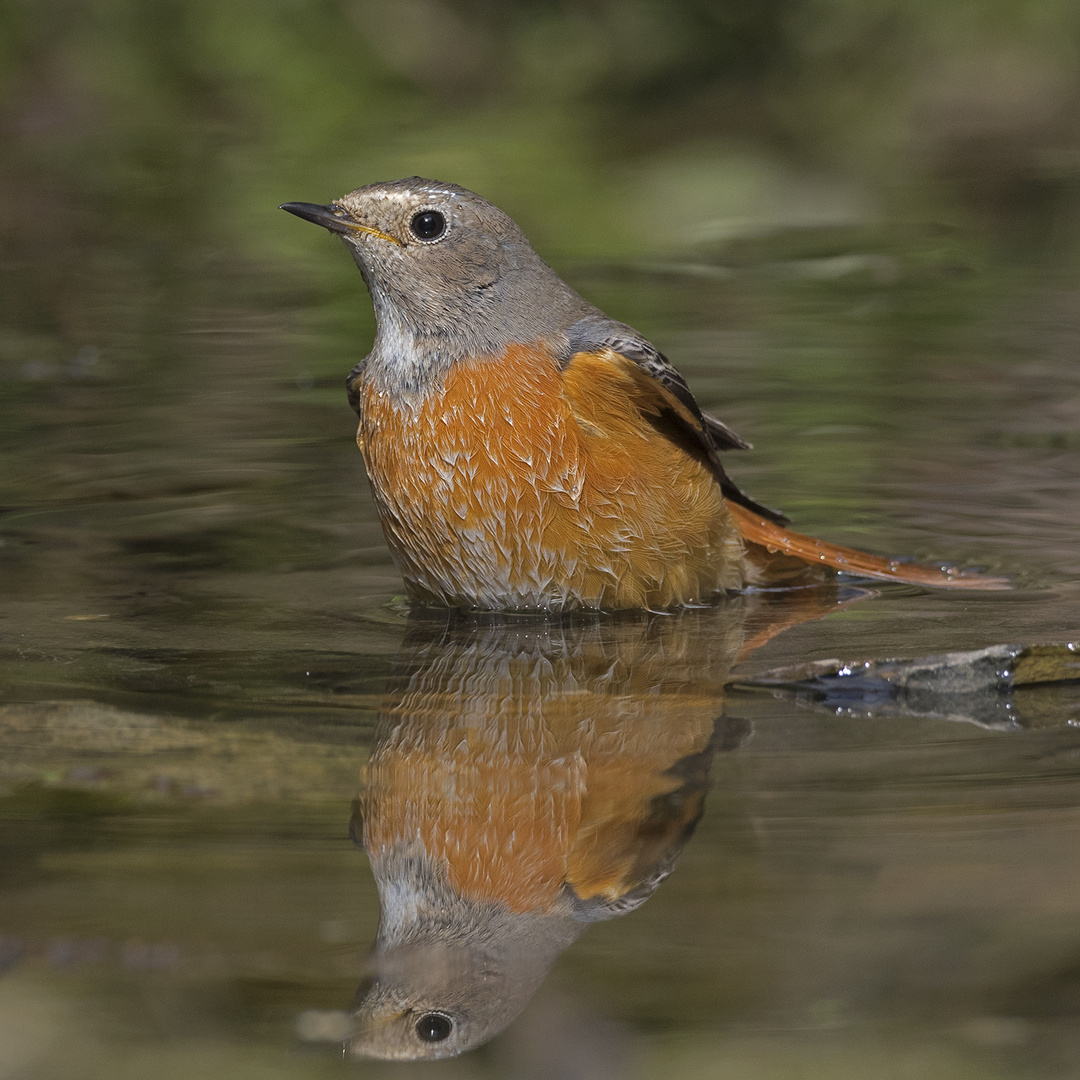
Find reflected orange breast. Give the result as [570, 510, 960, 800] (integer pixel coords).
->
[360, 623, 728, 914]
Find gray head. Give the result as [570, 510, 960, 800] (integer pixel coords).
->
[281, 177, 597, 388]
[348, 854, 585, 1061]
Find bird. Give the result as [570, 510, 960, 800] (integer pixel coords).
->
[347, 607, 753, 1059]
[346, 584, 852, 1060]
[281, 178, 1007, 611]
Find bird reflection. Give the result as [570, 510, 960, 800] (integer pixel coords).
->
[348, 589, 845, 1059]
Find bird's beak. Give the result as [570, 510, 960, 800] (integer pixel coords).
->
[280, 202, 399, 245]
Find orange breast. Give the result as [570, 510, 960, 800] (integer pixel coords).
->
[358, 343, 745, 610]
[360, 617, 730, 914]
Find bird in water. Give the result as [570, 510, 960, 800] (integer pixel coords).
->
[282, 178, 1006, 610]
[347, 607, 758, 1059]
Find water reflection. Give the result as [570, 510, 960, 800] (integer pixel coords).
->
[347, 591, 845, 1058]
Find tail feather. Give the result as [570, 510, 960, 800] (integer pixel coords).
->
[728, 503, 1010, 591]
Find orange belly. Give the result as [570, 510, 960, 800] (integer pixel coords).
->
[358, 343, 746, 610]
[360, 616, 730, 914]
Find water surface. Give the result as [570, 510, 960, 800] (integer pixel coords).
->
[7, 19, 1080, 1052]
[3, 218, 1079, 1078]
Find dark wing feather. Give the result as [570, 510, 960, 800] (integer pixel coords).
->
[702, 410, 753, 452]
[345, 357, 368, 418]
[564, 314, 788, 525]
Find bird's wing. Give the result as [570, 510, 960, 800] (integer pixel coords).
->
[345, 356, 368, 418]
[561, 735, 717, 923]
[563, 314, 789, 524]
[562, 317, 1010, 590]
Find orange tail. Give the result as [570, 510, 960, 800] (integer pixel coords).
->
[728, 503, 1010, 591]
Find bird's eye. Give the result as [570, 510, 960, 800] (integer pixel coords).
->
[409, 210, 446, 241]
[415, 1012, 453, 1043]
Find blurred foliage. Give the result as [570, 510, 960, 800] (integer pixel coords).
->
[1, 0, 1078, 405]
[2, 0, 1080, 264]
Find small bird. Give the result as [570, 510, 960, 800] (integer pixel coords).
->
[282, 178, 1006, 610]
[348, 609, 748, 1059]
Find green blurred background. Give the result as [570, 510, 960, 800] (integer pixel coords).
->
[5, 0, 1080, 511]
[5, 0, 1080, 291]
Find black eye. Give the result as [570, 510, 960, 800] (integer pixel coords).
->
[415, 1012, 453, 1043]
[409, 210, 446, 241]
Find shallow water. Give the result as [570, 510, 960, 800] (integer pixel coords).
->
[3, 214, 1080, 1078]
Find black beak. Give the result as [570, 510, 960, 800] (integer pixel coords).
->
[280, 201, 354, 235]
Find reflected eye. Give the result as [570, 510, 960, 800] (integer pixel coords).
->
[415, 1012, 453, 1043]
[409, 210, 446, 241]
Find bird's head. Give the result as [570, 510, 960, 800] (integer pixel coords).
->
[282, 177, 593, 382]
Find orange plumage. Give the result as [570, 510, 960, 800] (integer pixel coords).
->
[360, 617, 736, 914]
[359, 343, 745, 611]
[359, 341, 1004, 609]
